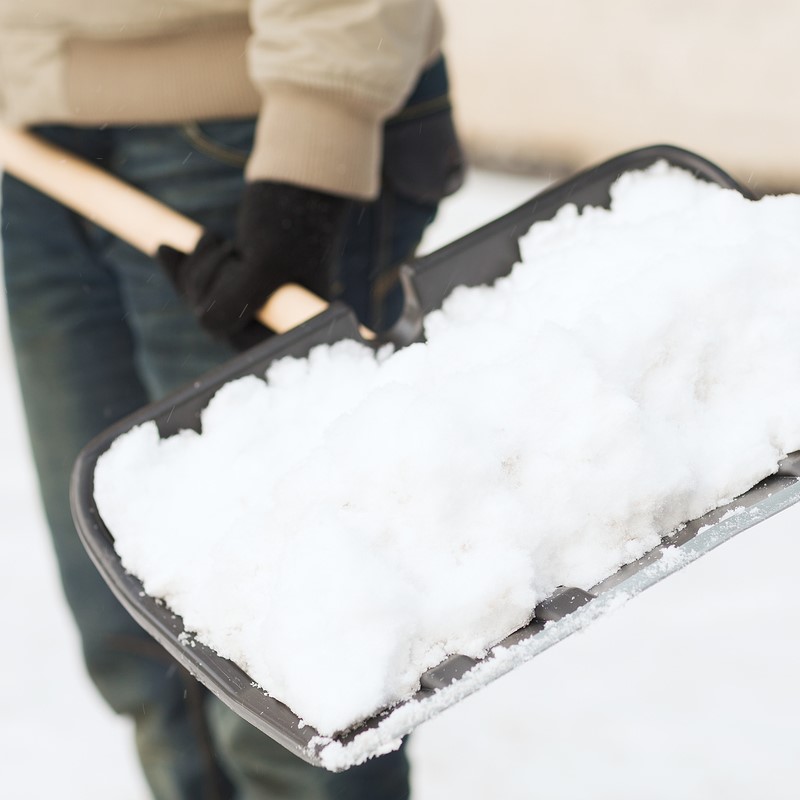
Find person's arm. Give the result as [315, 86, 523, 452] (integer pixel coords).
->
[160, 0, 444, 342]
[246, 0, 444, 199]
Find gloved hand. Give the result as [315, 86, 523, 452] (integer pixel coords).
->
[158, 181, 351, 339]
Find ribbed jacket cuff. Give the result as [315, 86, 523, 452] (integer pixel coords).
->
[246, 87, 381, 200]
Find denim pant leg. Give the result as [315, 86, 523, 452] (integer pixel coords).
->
[1, 136, 235, 800]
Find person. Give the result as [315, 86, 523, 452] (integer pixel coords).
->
[0, 2, 464, 798]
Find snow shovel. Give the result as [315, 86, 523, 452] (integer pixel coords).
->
[3, 130, 798, 769]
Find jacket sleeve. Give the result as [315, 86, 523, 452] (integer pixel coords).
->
[246, 0, 443, 200]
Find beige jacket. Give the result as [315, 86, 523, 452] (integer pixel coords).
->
[0, 0, 443, 198]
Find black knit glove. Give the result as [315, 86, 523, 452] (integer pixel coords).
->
[158, 181, 350, 339]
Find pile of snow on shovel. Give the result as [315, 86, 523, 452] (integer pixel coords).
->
[95, 162, 800, 739]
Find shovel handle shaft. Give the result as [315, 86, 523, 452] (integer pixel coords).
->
[0, 125, 203, 255]
[0, 125, 357, 337]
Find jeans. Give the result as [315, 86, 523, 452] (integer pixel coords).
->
[1, 88, 456, 797]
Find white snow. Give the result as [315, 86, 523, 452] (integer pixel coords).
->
[2, 166, 799, 798]
[93, 162, 800, 741]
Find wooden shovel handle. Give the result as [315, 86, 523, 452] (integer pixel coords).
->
[0, 125, 352, 336]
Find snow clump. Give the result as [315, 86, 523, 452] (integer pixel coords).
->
[94, 162, 800, 736]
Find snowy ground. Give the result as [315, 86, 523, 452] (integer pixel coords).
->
[2, 168, 799, 798]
